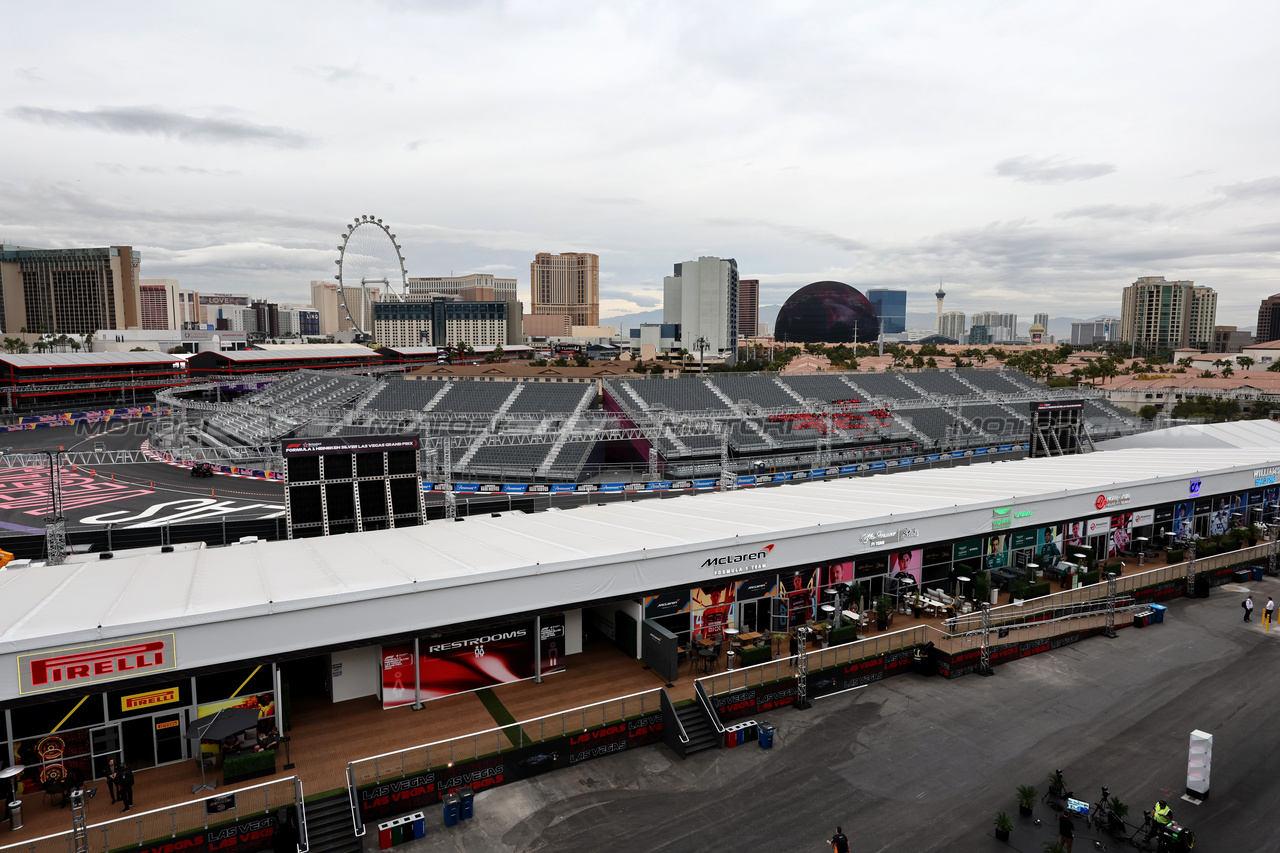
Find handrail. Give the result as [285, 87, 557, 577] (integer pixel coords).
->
[293, 777, 309, 853]
[659, 688, 690, 745]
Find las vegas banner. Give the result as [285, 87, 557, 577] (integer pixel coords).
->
[381, 617, 566, 709]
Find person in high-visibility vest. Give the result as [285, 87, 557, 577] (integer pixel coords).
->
[1153, 800, 1172, 827]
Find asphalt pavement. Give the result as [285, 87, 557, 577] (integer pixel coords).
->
[382, 580, 1280, 853]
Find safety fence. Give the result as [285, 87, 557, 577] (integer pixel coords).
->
[344, 688, 662, 835]
[0, 776, 305, 853]
[696, 624, 936, 698]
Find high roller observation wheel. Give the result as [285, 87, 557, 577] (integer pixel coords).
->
[334, 215, 408, 338]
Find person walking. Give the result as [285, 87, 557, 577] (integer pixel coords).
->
[1266, 597, 1275, 632]
[1058, 811, 1075, 852]
[1243, 595, 1254, 622]
[827, 826, 849, 853]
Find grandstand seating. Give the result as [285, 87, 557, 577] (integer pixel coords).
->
[843, 373, 922, 402]
[908, 371, 976, 399]
[506, 383, 594, 414]
[898, 409, 957, 442]
[611, 378, 729, 412]
[426, 381, 516, 414]
[1082, 399, 1136, 432]
[712, 376, 801, 409]
[465, 440, 556, 478]
[778, 375, 861, 404]
[957, 403, 1028, 442]
[365, 378, 445, 413]
[958, 370, 1031, 396]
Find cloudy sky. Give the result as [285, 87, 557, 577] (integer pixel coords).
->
[3, 1, 1278, 327]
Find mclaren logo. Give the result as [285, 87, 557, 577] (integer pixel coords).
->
[702, 543, 774, 569]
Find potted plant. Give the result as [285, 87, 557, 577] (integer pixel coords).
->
[1012, 581, 1030, 607]
[875, 595, 893, 631]
[1016, 784, 1037, 816]
[849, 581, 866, 613]
[973, 571, 991, 606]
[1107, 796, 1129, 823]
[1046, 769, 1066, 800]
[994, 811, 1013, 842]
[1041, 843, 1066, 853]
[1248, 524, 1262, 547]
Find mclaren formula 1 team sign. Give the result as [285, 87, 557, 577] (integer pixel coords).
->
[17, 633, 178, 695]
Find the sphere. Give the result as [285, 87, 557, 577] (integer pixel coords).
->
[774, 281, 879, 343]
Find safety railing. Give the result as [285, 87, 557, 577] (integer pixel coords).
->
[345, 688, 661, 836]
[0, 776, 304, 853]
[697, 624, 936, 698]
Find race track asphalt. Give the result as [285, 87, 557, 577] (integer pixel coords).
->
[383, 581, 1280, 853]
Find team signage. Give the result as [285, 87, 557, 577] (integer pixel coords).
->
[282, 435, 419, 456]
[1190, 478, 1204, 496]
[1254, 468, 1278, 487]
[19, 633, 177, 695]
[121, 686, 181, 712]
[701, 543, 775, 574]
[858, 526, 920, 547]
[1094, 492, 1131, 510]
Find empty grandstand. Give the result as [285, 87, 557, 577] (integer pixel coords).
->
[169, 368, 1147, 483]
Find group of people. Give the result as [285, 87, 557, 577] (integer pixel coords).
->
[1242, 595, 1276, 627]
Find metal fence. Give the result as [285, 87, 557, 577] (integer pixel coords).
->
[344, 687, 661, 834]
[696, 624, 937, 698]
[0, 776, 305, 853]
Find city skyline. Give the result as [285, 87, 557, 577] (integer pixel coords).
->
[2, 3, 1278, 329]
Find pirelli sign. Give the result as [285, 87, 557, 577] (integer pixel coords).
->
[17, 633, 177, 695]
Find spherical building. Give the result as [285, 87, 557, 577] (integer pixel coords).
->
[774, 281, 880, 344]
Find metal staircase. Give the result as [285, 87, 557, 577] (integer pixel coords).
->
[674, 702, 719, 756]
[304, 792, 360, 853]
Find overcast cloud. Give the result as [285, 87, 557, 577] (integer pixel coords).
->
[2, 1, 1277, 327]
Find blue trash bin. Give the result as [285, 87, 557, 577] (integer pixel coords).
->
[758, 722, 775, 749]
[457, 786, 474, 820]
[443, 793, 460, 827]
[1149, 604, 1166, 624]
[1251, 566, 1264, 582]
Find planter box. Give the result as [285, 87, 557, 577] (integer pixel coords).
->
[224, 748, 276, 784]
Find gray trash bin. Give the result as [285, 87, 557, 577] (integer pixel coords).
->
[7, 801, 22, 831]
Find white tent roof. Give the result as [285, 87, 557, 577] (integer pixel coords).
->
[1, 446, 1276, 670]
[1096, 419, 1280, 451]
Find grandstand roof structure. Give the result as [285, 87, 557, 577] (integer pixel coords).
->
[1, 445, 1274, 696]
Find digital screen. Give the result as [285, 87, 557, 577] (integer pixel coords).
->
[1066, 798, 1089, 815]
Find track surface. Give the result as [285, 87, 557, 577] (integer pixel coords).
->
[0, 422, 284, 531]
[387, 583, 1280, 852]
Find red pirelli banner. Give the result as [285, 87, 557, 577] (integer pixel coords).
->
[18, 633, 177, 695]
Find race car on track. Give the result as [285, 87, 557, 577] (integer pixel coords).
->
[190, 462, 215, 478]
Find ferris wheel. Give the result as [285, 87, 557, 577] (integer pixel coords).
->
[334, 215, 408, 339]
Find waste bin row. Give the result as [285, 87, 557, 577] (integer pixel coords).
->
[377, 786, 475, 847]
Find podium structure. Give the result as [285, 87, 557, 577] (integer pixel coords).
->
[1186, 729, 1212, 801]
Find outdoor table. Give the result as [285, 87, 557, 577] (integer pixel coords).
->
[955, 575, 971, 599]
[738, 632, 762, 643]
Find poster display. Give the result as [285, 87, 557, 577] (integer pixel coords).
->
[196, 692, 275, 722]
[383, 617, 567, 706]
[1109, 512, 1133, 557]
[984, 534, 1009, 571]
[1065, 521, 1086, 550]
[1173, 502, 1194, 539]
[10, 729, 92, 795]
[888, 549, 922, 587]
[1037, 525, 1064, 571]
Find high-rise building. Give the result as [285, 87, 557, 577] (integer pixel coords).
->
[0, 244, 139, 334]
[530, 252, 599, 327]
[971, 312, 1018, 339]
[252, 301, 281, 338]
[197, 293, 252, 327]
[309, 280, 379, 334]
[1256, 293, 1280, 344]
[968, 324, 991, 345]
[1033, 312, 1049, 330]
[663, 256, 739, 357]
[1212, 325, 1253, 353]
[177, 290, 201, 327]
[1119, 276, 1217, 352]
[939, 311, 966, 342]
[1070, 318, 1120, 346]
[408, 273, 518, 302]
[738, 279, 760, 337]
[867, 288, 907, 335]
[374, 298, 517, 348]
[137, 279, 179, 330]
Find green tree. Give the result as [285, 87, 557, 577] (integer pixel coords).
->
[1138, 404, 1159, 420]
[572, 353, 589, 367]
[1238, 356, 1255, 370]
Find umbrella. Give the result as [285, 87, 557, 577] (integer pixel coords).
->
[186, 706, 260, 794]
[185, 706, 260, 742]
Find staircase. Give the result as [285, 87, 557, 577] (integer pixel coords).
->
[675, 703, 719, 756]
[536, 386, 596, 478]
[304, 792, 361, 853]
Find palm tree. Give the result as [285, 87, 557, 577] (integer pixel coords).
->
[1222, 365, 1234, 377]
[1238, 356, 1255, 370]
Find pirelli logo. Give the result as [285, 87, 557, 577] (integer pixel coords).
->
[18, 634, 177, 695]
[121, 687, 181, 712]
